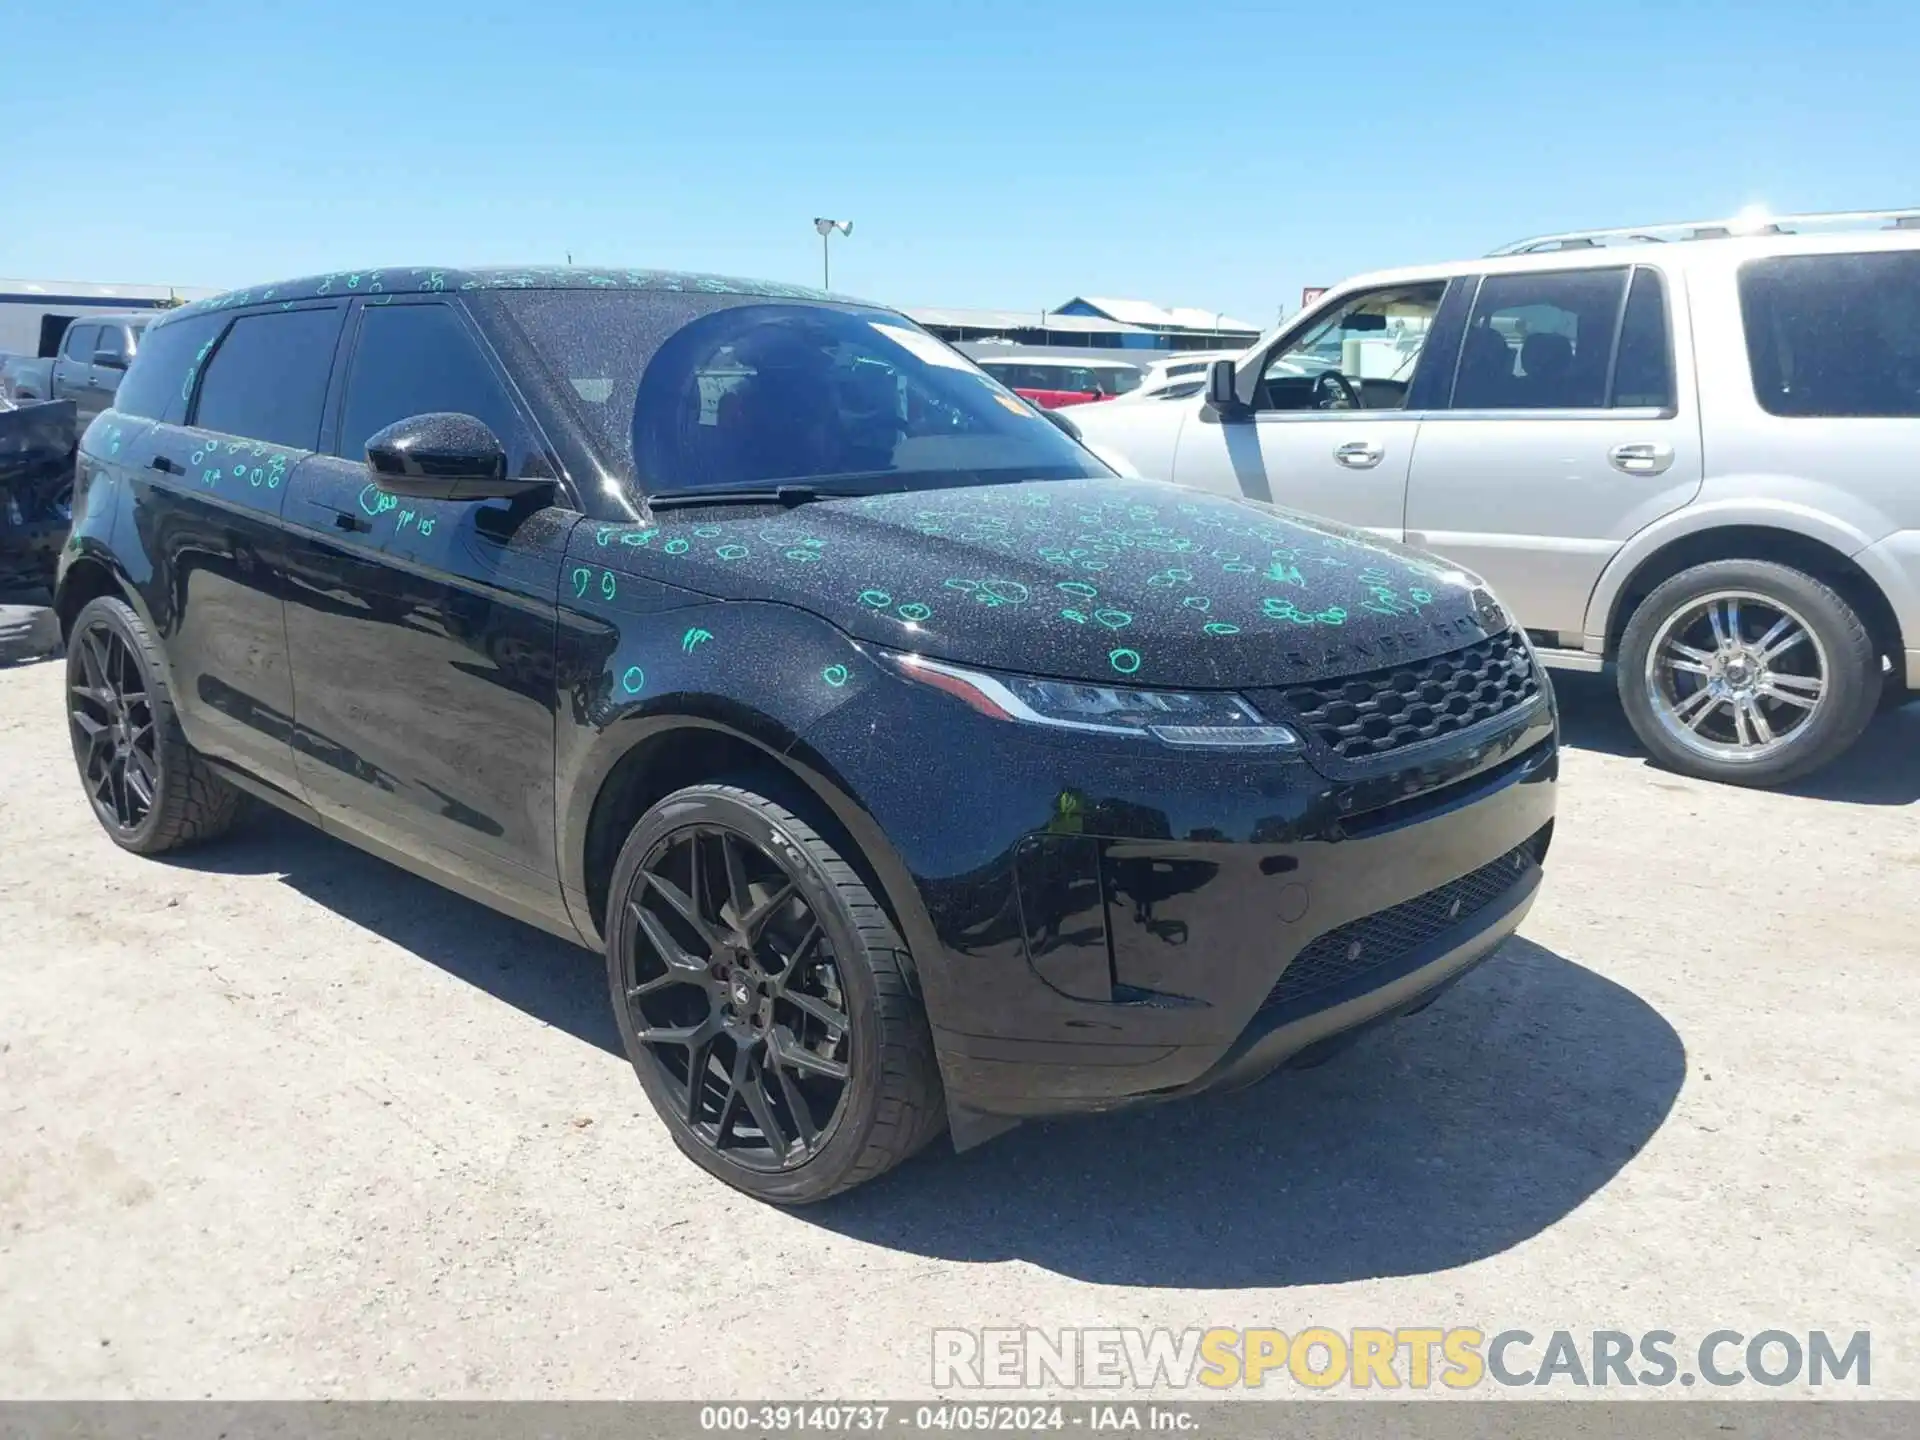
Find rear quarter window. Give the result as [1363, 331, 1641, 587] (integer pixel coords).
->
[1739, 251, 1920, 417]
[113, 313, 228, 423]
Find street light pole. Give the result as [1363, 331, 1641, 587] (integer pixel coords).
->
[813, 217, 852, 289]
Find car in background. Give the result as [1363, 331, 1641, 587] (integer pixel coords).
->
[1, 313, 153, 427]
[56, 264, 1556, 1203]
[1070, 208, 1920, 788]
[972, 354, 1144, 409]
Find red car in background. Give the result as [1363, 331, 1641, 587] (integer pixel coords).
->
[976, 356, 1144, 409]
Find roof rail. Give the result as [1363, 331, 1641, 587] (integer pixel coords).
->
[1489, 208, 1920, 256]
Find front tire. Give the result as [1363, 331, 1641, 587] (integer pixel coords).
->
[65, 595, 242, 852]
[606, 782, 946, 1204]
[1617, 560, 1880, 787]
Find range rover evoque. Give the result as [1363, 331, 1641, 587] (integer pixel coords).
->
[56, 267, 1559, 1203]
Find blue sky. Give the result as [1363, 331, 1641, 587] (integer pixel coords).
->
[4, 0, 1915, 325]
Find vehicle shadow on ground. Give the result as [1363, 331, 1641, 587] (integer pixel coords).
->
[805, 938, 1685, 1288]
[166, 812, 1685, 1290]
[1552, 669, 1920, 806]
[161, 808, 624, 1055]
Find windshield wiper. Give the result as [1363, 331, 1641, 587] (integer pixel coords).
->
[642, 483, 855, 511]
[642, 471, 925, 510]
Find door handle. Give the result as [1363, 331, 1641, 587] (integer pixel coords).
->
[149, 455, 184, 475]
[1608, 441, 1674, 476]
[1333, 440, 1384, 469]
[332, 509, 372, 534]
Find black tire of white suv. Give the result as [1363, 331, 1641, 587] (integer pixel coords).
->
[1617, 559, 1882, 788]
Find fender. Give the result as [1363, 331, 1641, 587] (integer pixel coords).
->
[557, 705, 940, 981]
[1583, 490, 1892, 651]
[552, 600, 938, 971]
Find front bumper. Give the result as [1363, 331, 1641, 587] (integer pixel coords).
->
[804, 662, 1560, 1127]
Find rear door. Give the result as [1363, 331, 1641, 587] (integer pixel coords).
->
[282, 298, 579, 928]
[1402, 264, 1704, 640]
[113, 303, 345, 797]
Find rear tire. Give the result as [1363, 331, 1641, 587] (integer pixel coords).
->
[1617, 559, 1880, 787]
[65, 595, 242, 853]
[606, 781, 946, 1204]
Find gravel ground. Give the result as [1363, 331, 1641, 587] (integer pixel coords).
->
[1, 652, 1915, 1399]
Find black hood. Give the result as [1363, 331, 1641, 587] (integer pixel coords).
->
[607, 477, 1508, 688]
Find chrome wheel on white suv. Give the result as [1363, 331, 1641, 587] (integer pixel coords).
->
[1645, 590, 1829, 763]
[1619, 560, 1882, 787]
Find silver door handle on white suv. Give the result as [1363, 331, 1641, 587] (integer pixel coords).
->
[1608, 441, 1675, 475]
[1333, 440, 1385, 469]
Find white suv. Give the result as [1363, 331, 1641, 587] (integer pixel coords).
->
[1071, 208, 1920, 787]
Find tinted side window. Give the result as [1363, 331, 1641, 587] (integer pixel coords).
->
[336, 303, 530, 466]
[192, 311, 341, 449]
[63, 325, 98, 361]
[1609, 267, 1674, 408]
[190, 308, 342, 448]
[112, 313, 228, 422]
[1453, 268, 1629, 410]
[1740, 252, 1920, 418]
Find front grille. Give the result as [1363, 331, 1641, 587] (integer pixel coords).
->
[1259, 630, 1540, 763]
[1258, 824, 1551, 1018]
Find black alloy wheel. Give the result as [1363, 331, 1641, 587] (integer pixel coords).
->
[625, 823, 853, 1168]
[606, 784, 945, 1203]
[69, 616, 159, 832]
[64, 595, 241, 853]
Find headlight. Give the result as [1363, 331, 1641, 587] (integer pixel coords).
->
[884, 652, 1299, 749]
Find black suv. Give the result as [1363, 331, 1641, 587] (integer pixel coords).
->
[57, 267, 1558, 1203]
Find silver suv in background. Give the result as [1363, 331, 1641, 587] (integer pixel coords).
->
[1071, 208, 1920, 787]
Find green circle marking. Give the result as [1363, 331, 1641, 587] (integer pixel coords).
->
[620, 666, 645, 694]
[1108, 648, 1142, 675]
[822, 664, 850, 688]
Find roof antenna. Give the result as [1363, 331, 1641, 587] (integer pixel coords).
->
[566, 252, 573, 265]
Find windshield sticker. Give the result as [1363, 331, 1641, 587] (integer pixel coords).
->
[869, 322, 978, 372]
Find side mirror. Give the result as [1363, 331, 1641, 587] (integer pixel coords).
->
[366, 412, 553, 502]
[91, 351, 127, 370]
[1205, 358, 1246, 416]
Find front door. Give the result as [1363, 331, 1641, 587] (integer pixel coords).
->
[282, 298, 578, 930]
[1403, 264, 1704, 640]
[1172, 280, 1450, 538]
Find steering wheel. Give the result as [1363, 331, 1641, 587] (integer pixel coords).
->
[1311, 371, 1361, 410]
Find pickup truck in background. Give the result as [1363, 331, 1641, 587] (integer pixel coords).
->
[0, 312, 153, 427]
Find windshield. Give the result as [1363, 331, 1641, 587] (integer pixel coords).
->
[496, 293, 1111, 496]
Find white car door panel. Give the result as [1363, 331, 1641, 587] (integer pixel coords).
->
[1406, 411, 1703, 634]
[1172, 411, 1416, 537]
